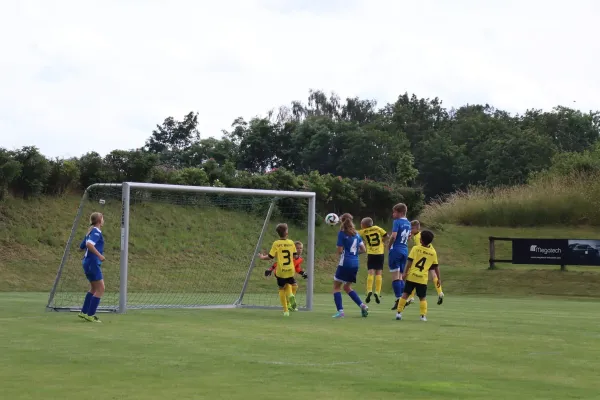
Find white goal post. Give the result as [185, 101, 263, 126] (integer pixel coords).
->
[46, 182, 316, 313]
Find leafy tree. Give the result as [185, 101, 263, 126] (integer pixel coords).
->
[104, 150, 159, 182]
[521, 107, 600, 152]
[45, 158, 80, 195]
[78, 152, 108, 189]
[0, 149, 21, 200]
[10, 146, 50, 198]
[145, 112, 200, 154]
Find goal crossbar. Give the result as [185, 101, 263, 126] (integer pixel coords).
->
[46, 182, 317, 314]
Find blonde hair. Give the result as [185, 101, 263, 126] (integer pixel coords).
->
[294, 241, 303, 247]
[361, 217, 373, 228]
[340, 213, 356, 236]
[411, 219, 420, 228]
[87, 212, 103, 235]
[393, 203, 407, 215]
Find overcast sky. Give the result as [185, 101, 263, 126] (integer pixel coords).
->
[1, 0, 599, 159]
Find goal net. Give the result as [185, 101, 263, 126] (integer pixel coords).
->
[46, 182, 316, 313]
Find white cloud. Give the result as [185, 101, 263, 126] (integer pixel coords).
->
[0, 0, 599, 158]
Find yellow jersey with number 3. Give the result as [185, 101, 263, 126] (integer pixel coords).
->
[406, 244, 438, 285]
[268, 239, 297, 278]
[358, 226, 387, 255]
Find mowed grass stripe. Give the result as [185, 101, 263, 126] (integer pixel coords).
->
[1, 293, 600, 399]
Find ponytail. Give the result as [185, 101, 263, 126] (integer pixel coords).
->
[339, 213, 356, 236]
[87, 212, 103, 235]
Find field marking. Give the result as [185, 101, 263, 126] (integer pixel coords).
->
[259, 361, 362, 367]
[527, 351, 562, 356]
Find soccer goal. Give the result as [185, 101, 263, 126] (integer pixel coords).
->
[46, 182, 316, 313]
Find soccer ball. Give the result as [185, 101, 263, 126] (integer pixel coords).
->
[325, 213, 340, 226]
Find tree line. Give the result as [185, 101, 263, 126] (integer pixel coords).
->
[1, 89, 599, 220]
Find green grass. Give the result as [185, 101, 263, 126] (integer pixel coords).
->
[421, 172, 600, 227]
[2, 292, 600, 399]
[2, 194, 600, 300]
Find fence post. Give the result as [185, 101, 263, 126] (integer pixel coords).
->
[488, 237, 496, 270]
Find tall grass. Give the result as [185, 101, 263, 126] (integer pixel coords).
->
[420, 172, 600, 227]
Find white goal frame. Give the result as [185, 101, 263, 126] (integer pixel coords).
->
[46, 182, 316, 313]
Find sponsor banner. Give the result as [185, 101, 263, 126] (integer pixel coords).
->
[512, 239, 600, 266]
[512, 239, 566, 265]
[566, 239, 600, 266]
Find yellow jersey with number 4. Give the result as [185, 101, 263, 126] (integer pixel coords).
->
[406, 244, 438, 285]
[268, 239, 297, 278]
[358, 226, 387, 255]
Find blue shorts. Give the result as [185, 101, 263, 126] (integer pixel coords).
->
[334, 266, 358, 284]
[82, 262, 103, 282]
[388, 251, 408, 273]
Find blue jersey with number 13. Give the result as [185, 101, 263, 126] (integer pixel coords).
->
[390, 218, 411, 254]
[337, 231, 362, 268]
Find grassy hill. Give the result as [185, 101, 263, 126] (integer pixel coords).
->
[1, 194, 600, 299]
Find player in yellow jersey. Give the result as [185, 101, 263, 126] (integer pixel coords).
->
[406, 220, 444, 306]
[395, 229, 440, 321]
[358, 217, 388, 304]
[259, 223, 298, 317]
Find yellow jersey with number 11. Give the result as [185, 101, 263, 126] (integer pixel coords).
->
[406, 244, 438, 285]
[268, 239, 297, 278]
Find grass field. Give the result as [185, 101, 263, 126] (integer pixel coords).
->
[2, 292, 600, 399]
[3, 194, 600, 398]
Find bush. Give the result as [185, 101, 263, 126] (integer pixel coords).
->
[420, 172, 600, 227]
[0, 149, 21, 201]
[0, 146, 423, 229]
[45, 159, 80, 195]
[10, 146, 50, 199]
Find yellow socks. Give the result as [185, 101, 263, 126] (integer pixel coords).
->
[397, 297, 407, 312]
[284, 284, 293, 297]
[420, 299, 428, 316]
[292, 284, 298, 296]
[279, 289, 288, 312]
[366, 275, 374, 293]
[433, 276, 443, 295]
[375, 275, 382, 295]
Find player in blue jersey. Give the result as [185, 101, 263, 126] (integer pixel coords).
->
[387, 203, 412, 311]
[77, 212, 106, 323]
[332, 213, 369, 318]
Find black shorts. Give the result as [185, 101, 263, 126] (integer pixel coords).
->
[403, 280, 427, 298]
[367, 254, 385, 270]
[276, 276, 297, 288]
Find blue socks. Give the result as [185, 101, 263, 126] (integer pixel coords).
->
[88, 296, 101, 316]
[81, 292, 93, 314]
[334, 291, 364, 311]
[392, 279, 405, 298]
[348, 291, 363, 307]
[334, 292, 343, 311]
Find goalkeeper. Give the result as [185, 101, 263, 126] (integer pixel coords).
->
[265, 241, 308, 311]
